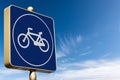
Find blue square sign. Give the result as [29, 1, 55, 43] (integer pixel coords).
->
[4, 5, 56, 72]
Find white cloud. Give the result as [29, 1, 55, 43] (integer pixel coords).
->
[17, 77, 28, 80]
[0, 68, 28, 80]
[56, 34, 82, 58]
[80, 50, 93, 56]
[1, 34, 120, 80]
[49, 59, 120, 80]
[102, 52, 112, 58]
[0, 68, 23, 75]
[79, 46, 93, 56]
[1, 59, 120, 80]
[76, 34, 82, 43]
[34, 59, 120, 80]
[56, 50, 66, 58]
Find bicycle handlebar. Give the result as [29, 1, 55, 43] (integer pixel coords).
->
[28, 28, 33, 31]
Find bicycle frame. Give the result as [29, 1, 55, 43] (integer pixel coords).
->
[27, 32, 41, 42]
[18, 28, 49, 52]
[23, 28, 45, 46]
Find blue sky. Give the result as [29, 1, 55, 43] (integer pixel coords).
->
[1, 0, 120, 80]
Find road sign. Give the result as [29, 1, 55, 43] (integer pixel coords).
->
[4, 5, 56, 73]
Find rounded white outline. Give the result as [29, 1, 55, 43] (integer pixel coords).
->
[12, 14, 54, 67]
[39, 38, 49, 52]
[17, 33, 30, 48]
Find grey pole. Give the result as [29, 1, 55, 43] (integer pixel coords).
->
[27, 6, 37, 80]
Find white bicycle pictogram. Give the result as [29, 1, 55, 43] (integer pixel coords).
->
[17, 27, 49, 52]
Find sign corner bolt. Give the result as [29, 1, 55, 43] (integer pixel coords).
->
[27, 6, 34, 12]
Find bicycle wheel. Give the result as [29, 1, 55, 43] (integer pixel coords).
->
[17, 33, 30, 48]
[39, 38, 49, 52]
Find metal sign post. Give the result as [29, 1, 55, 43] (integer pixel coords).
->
[29, 71, 37, 80]
[27, 6, 37, 80]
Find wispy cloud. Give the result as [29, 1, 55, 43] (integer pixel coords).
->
[57, 34, 93, 59]
[79, 46, 93, 56]
[76, 34, 82, 43]
[56, 34, 82, 58]
[102, 52, 112, 58]
[80, 50, 93, 56]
